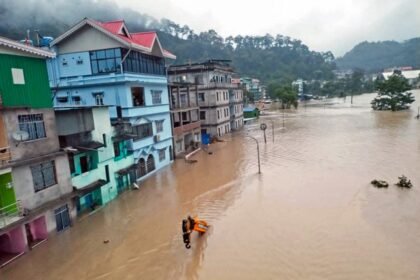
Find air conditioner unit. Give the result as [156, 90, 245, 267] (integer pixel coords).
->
[153, 135, 160, 143]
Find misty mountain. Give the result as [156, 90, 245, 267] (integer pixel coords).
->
[0, 0, 335, 83]
[336, 38, 420, 72]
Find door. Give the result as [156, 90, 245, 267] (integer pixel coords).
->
[80, 156, 88, 173]
[55, 205, 71, 232]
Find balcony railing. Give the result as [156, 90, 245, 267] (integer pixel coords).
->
[173, 121, 201, 136]
[0, 146, 11, 167]
[0, 201, 23, 229]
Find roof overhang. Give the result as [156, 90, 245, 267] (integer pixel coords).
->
[0, 36, 55, 58]
[51, 18, 176, 59]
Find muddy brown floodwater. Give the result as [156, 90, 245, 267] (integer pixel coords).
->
[2, 91, 420, 280]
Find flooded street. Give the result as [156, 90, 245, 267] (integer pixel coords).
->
[2, 91, 420, 280]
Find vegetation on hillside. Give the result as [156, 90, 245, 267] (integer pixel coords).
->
[336, 39, 420, 72]
[0, 0, 335, 84]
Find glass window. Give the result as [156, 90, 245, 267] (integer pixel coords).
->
[200, 111, 206, 120]
[199, 92, 205, 102]
[114, 141, 121, 158]
[18, 114, 46, 141]
[90, 48, 121, 74]
[151, 90, 162, 104]
[155, 120, 164, 133]
[132, 123, 153, 140]
[31, 161, 57, 192]
[159, 149, 166, 162]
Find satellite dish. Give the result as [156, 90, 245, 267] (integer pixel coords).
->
[12, 130, 29, 142]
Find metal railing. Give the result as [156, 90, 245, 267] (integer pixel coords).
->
[0, 201, 23, 228]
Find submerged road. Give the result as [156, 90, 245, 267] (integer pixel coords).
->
[2, 91, 420, 279]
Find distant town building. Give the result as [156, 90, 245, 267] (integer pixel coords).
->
[243, 106, 260, 119]
[168, 82, 201, 157]
[168, 60, 244, 138]
[292, 79, 304, 94]
[46, 18, 176, 181]
[382, 69, 420, 87]
[241, 77, 263, 101]
[0, 36, 75, 266]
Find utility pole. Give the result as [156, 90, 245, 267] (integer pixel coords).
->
[246, 135, 261, 174]
[271, 121, 274, 142]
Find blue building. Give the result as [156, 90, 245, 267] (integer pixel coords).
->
[47, 18, 176, 180]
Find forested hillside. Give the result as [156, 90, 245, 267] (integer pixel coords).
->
[0, 0, 335, 83]
[336, 38, 420, 72]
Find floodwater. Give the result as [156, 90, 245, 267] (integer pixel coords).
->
[2, 91, 420, 280]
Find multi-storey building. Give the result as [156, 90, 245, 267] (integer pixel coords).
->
[241, 77, 263, 102]
[168, 82, 201, 157]
[0, 36, 75, 266]
[55, 106, 135, 215]
[168, 60, 244, 138]
[47, 18, 176, 180]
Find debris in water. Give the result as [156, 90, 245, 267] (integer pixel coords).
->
[396, 175, 413, 188]
[371, 179, 389, 188]
[103, 240, 110, 244]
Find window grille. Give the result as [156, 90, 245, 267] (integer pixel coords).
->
[31, 161, 57, 192]
[18, 114, 46, 140]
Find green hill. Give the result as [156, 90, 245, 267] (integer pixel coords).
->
[336, 38, 420, 72]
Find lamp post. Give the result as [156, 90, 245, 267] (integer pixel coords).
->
[246, 135, 261, 174]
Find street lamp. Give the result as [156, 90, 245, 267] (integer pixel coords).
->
[245, 135, 261, 174]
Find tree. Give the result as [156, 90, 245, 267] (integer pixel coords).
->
[371, 73, 415, 111]
[274, 86, 298, 109]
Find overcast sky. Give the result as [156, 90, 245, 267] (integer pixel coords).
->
[117, 0, 419, 56]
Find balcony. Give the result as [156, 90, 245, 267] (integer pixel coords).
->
[173, 121, 201, 136]
[0, 147, 11, 168]
[0, 201, 24, 229]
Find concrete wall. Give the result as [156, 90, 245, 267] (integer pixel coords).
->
[55, 108, 94, 136]
[12, 154, 72, 210]
[3, 109, 60, 161]
[56, 25, 123, 54]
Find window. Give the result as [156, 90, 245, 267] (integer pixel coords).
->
[93, 92, 104, 105]
[114, 141, 121, 158]
[31, 161, 57, 192]
[151, 90, 162, 104]
[132, 123, 153, 139]
[217, 110, 220, 120]
[200, 111, 206, 120]
[155, 120, 164, 133]
[18, 114, 46, 140]
[199, 92, 205, 102]
[131, 87, 145, 106]
[216, 92, 219, 101]
[102, 134, 107, 147]
[147, 154, 155, 172]
[11, 68, 25, 84]
[121, 49, 165, 76]
[159, 149, 166, 162]
[68, 153, 75, 175]
[138, 158, 147, 177]
[90, 48, 121, 74]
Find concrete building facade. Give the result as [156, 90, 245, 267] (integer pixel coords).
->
[168, 60, 244, 138]
[169, 83, 201, 157]
[47, 18, 176, 181]
[0, 36, 75, 267]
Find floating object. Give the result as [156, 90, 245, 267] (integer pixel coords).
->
[132, 183, 140, 190]
[185, 159, 198, 164]
[208, 152, 213, 155]
[396, 175, 413, 188]
[182, 216, 209, 249]
[103, 240, 110, 244]
[371, 179, 389, 188]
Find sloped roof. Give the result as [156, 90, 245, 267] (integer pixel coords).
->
[51, 18, 176, 59]
[0, 36, 55, 58]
